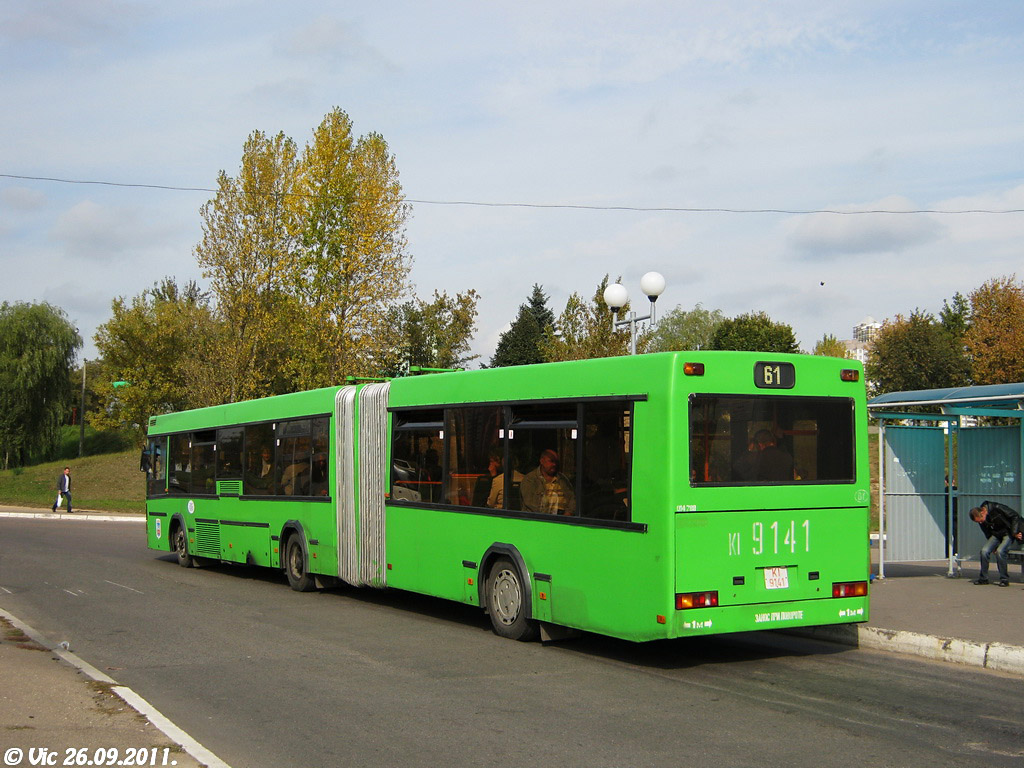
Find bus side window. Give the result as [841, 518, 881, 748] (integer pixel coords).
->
[244, 423, 276, 496]
[446, 406, 502, 507]
[581, 402, 632, 521]
[168, 434, 190, 493]
[392, 410, 445, 504]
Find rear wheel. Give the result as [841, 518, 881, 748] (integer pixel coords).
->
[285, 536, 316, 592]
[173, 525, 194, 568]
[486, 558, 539, 641]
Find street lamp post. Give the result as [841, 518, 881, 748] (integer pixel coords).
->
[603, 272, 667, 355]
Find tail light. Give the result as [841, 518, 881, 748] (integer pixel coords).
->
[684, 362, 705, 376]
[676, 591, 718, 609]
[840, 369, 860, 382]
[832, 581, 868, 598]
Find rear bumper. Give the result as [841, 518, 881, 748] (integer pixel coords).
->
[671, 595, 869, 637]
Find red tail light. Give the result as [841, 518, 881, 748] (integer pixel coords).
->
[840, 369, 860, 382]
[676, 591, 718, 609]
[683, 362, 705, 376]
[832, 581, 868, 598]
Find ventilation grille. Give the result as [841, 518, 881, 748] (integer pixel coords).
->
[194, 519, 220, 557]
[217, 480, 242, 496]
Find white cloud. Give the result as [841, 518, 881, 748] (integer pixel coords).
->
[1, 186, 46, 211]
[784, 197, 946, 258]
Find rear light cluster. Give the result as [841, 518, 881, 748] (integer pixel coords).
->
[683, 362, 704, 376]
[676, 591, 718, 609]
[840, 369, 860, 382]
[832, 581, 868, 598]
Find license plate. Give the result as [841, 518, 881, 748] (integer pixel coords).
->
[764, 567, 789, 590]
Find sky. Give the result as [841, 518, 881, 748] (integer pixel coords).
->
[2, 1, 1023, 365]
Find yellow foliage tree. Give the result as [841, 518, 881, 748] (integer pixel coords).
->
[195, 130, 301, 402]
[194, 109, 412, 399]
[966, 275, 1024, 385]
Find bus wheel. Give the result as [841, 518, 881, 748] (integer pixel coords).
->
[285, 536, 316, 592]
[173, 525, 194, 568]
[486, 558, 539, 641]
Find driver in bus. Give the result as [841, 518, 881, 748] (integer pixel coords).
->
[521, 449, 575, 516]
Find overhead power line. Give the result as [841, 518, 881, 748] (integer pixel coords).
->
[2, 172, 1022, 215]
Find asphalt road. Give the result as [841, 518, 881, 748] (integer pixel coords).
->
[1, 516, 1021, 768]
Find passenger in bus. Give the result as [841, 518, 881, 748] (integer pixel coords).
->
[310, 453, 329, 496]
[280, 461, 308, 495]
[245, 446, 275, 494]
[485, 449, 523, 509]
[753, 429, 794, 482]
[521, 449, 575, 516]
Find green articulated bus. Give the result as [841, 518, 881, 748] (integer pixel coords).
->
[142, 351, 870, 643]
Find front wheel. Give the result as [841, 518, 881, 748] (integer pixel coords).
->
[173, 525, 194, 568]
[285, 536, 316, 592]
[486, 558, 539, 641]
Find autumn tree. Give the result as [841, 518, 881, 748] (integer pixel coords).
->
[195, 129, 301, 402]
[0, 302, 81, 467]
[194, 108, 412, 399]
[92, 279, 218, 437]
[541, 275, 631, 362]
[866, 310, 970, 396]
[710, 312, 799, 353]
[287, 109, 412, 388]
[491, 284, 555, 367]
[965, 276, 1024, 385]
[648, 303, 724, 352]
[812, 334, 850, 359]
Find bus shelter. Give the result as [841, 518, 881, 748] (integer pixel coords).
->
[868, 383, 1024, 578]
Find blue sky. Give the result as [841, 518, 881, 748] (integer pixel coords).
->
[2, 1, 1022, 363]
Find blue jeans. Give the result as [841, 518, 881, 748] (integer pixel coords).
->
[979, 535, 1012, 581]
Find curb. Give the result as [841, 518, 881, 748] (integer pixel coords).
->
[789, 623, 1024, 676]
[0, 510, 144, 523]
[0, 608, 230, 768]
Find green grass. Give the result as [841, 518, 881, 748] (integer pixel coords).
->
[0, 450, 145, 514]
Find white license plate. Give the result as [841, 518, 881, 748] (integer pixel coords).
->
[764, 567, 789, 590]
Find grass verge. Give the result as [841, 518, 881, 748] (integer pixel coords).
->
[0, 450, 144, 514]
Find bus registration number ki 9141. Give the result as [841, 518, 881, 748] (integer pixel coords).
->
[764, 567, 789, 590]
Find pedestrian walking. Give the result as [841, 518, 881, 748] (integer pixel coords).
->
[969, 500, 1023, 586]
[52, 466, 73, 514]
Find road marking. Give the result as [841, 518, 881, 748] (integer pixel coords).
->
[105, 580, 145, 594]
[0, 587, 11, 594]
[63, 589, 81, 597]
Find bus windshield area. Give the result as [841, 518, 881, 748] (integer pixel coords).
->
[689, 394, 855, 486]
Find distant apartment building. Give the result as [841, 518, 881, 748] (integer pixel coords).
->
[842, 317, 882, 367]
[853, 316, 882, 343]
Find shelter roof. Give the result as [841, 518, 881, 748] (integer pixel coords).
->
[868, 382, 1024, 414]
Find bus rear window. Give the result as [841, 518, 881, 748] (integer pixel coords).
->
[689, 395, 854, 485]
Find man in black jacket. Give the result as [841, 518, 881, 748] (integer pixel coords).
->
[52, 466, 72, 514]
[969, 500, 1023, 586]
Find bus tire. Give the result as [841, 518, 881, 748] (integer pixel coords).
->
[173, 524, 194, 568]
[486, 557, 539, 641]
[285, 535, 316, 592]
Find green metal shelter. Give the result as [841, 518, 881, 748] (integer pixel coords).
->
[868, 383, 1024, 578]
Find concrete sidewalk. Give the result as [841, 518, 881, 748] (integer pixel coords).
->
[0, 611, 220, 768]
[1, 507, 1023, 768]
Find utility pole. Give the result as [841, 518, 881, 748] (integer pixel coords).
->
[78, 359, 86, 458]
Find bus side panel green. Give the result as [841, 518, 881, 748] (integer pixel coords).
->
[385, 505, 671, 642]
